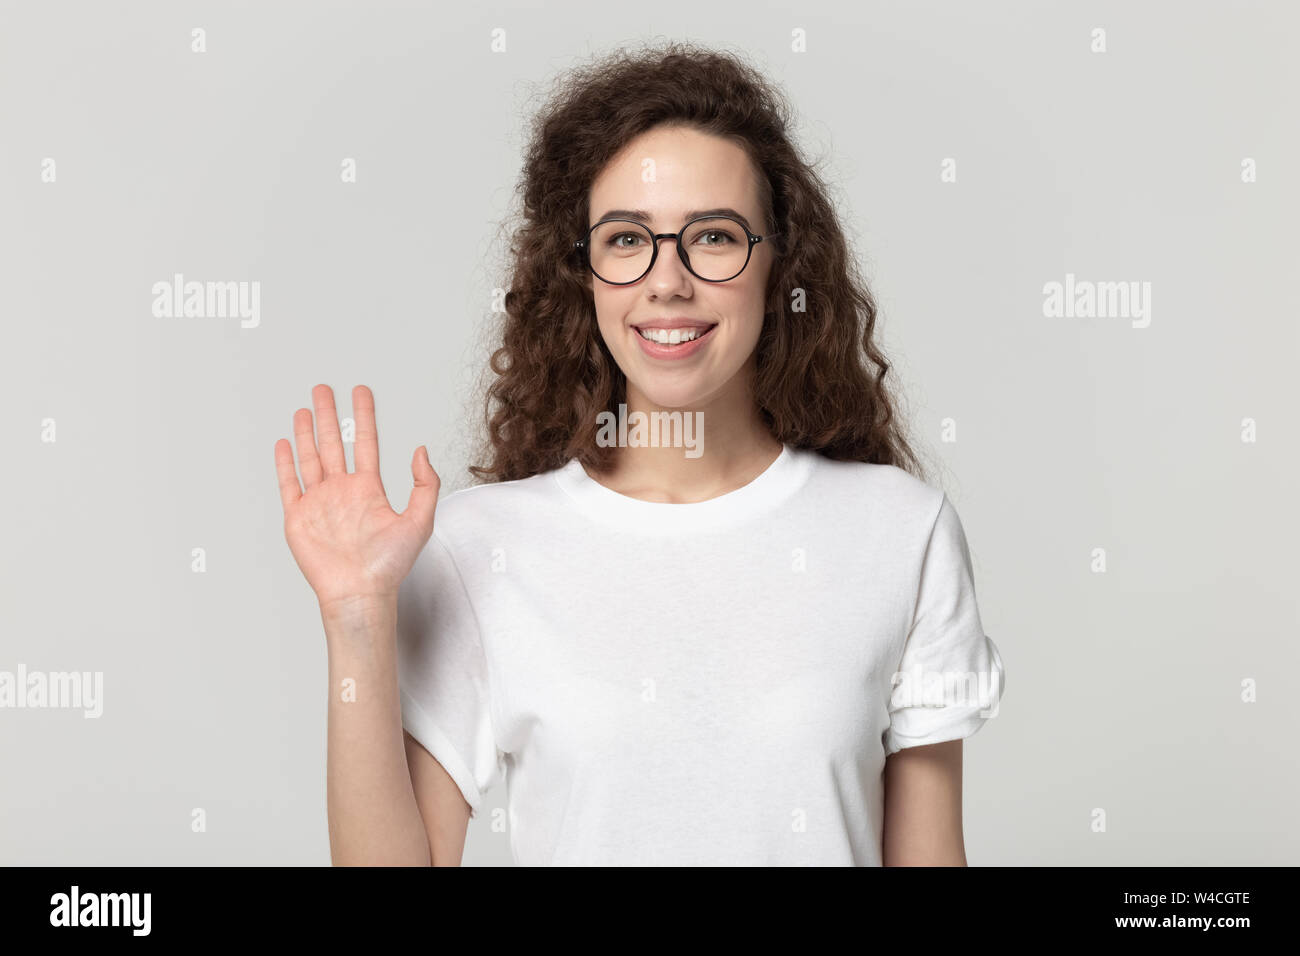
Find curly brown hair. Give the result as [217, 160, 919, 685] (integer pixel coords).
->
[467, 39, 928, 485]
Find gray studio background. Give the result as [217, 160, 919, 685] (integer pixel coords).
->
[3, 0, 1297, 866]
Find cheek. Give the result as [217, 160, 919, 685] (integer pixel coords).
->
[723, 283, 769, 347]
[593, 290, 628, 345]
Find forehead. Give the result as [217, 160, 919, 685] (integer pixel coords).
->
[589, 125, 760, 227]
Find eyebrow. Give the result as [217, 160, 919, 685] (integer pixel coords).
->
[593, 207, 754, 232]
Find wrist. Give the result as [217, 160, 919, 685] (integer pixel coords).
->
[318, 591, 398, 624]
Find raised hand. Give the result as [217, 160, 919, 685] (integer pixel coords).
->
[274, 384, 439, 613]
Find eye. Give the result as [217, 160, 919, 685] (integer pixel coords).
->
[606, 231, 645, 249]
[695, 229, 734, 246]
[684, 219, 743, 249]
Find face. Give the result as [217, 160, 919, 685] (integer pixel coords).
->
[585, 124, 773, 412]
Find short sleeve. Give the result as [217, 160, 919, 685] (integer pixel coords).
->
[883, 493, 1006, 756]
[396, 529, 504, 818]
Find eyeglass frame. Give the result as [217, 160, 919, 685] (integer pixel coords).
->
[574, 214, 780, 285]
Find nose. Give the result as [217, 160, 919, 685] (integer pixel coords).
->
[644, 235, 693, 296]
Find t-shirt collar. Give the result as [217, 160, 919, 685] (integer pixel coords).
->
[552, 442, 814, 533]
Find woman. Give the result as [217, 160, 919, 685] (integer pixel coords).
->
[274, 41, 1006, 866]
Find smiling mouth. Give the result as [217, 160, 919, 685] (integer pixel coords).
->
[633, 324, 718, 345]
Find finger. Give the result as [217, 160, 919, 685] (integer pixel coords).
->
[312, 384, 348, 477]
[402, 446, 440, 534]
[352, 384, 380, 474]
[274, 438, 303, 511]
[293, 407, 323, 489]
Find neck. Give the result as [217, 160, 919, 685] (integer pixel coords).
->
[589, 376, 783, 503]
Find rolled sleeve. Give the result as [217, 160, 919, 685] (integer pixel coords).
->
[884, 494, 1006, 756]
[396, 530, 504, 817]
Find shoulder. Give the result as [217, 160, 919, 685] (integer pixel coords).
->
[799, 450, 946, 524]
[430, 464, 570, 547]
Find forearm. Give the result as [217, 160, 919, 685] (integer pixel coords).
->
[322, 595, 431, 866]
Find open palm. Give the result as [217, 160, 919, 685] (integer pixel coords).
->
[274, 384, 439, 611]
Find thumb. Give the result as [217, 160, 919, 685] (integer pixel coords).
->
[402, 445, 440, 534]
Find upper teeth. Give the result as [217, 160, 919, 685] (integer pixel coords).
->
[638, 327, 707, 344]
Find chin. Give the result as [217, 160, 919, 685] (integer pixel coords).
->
[627, 381, 710, 410]
[621, 355, 748, 412]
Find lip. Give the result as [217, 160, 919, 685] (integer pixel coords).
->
[631, 317, 716, 332]
[631, 321, 717, 360]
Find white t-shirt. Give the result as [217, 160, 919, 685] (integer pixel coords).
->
[396, 443, 1006, 865]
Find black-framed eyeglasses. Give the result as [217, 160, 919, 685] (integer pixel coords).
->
[574, 215, 779, 285]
